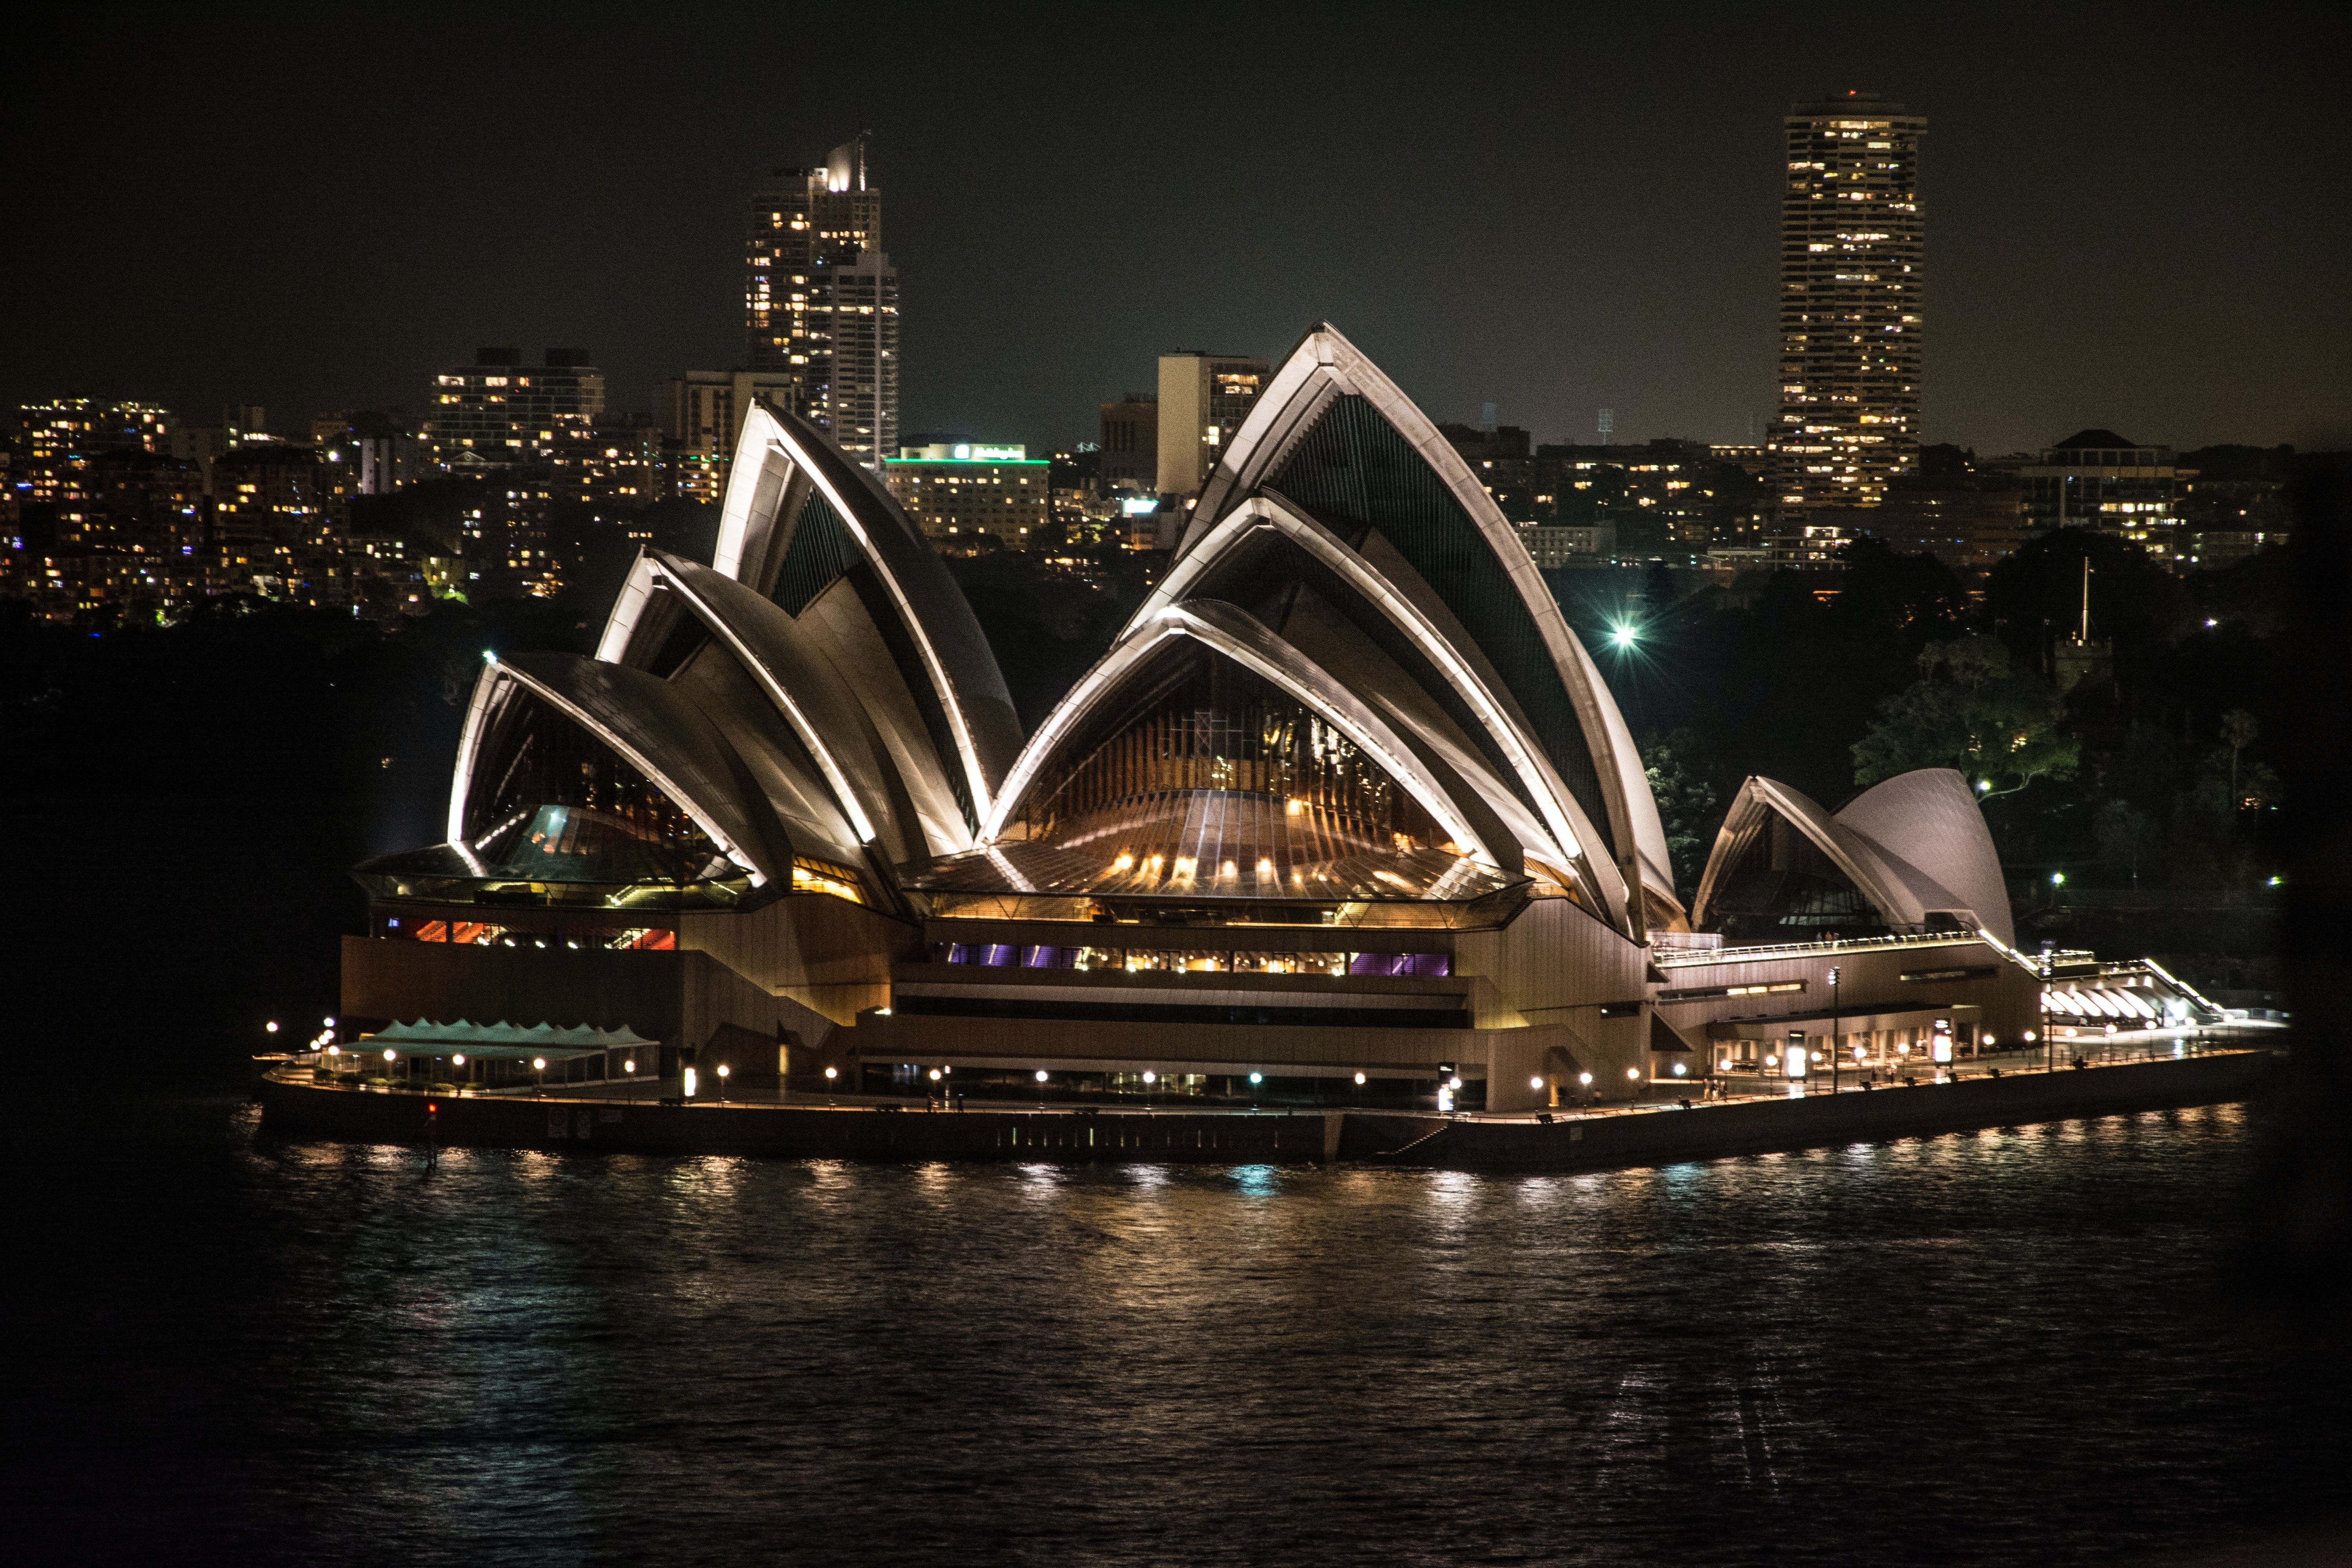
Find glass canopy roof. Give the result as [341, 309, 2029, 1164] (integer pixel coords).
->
[354, 803, 748, 907]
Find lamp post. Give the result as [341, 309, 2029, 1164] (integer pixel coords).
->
[1827, 965, 1842, 1095]
[623, 1057, 636, 1103]
[2037, 943, 2055, 1073]
[716, 1063, 730, 1102]
[532, 1055, 546, 1094]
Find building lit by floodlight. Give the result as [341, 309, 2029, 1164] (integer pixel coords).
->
[342, 323, 2206, 1111]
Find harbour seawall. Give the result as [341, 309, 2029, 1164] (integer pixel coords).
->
[257, 1082, 1334, 1164]
[256, 1049, 2274, 1173]
[1343, 1049, 2272, 1171]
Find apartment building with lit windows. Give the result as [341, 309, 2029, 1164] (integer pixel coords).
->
[2017, 429, 2179, 566]
[1767, 92, 1926, 517]
[884, 443, 1050, 552]
[426, 349, 604, 469]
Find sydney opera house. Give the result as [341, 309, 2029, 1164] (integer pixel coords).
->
[345, 325, 2152, 1112]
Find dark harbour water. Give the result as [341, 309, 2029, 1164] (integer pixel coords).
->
[16, 1091, 2352, 1568]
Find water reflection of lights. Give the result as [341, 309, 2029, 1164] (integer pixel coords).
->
[1427, 1169, 1477, 1207]
[1230, 1165, 1279, 1195]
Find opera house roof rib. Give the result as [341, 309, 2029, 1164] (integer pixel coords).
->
[1690, 769, 2016, 948]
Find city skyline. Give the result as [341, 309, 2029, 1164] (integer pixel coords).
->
[5, 7, 2345, 458]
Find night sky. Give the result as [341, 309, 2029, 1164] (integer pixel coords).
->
[9, 2, 2346, 455]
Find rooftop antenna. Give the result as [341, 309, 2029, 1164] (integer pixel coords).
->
[1598, 408, 1615, 443]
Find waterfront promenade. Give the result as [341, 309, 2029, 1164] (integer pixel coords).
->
[257, 1027, 2279, 1174]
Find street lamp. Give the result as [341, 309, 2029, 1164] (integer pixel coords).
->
[532, 1055, 546, 1094]
[716, 1063, 730, 1101]
[1827, 965, 1842, 1094]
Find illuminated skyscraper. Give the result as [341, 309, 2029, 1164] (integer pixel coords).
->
[744, 135, 897, 467]
[1767, 92, 1925, 517]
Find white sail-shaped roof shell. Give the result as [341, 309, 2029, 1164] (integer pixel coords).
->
[1192, 323, 1673, 931]
[1690, 768, 2015, 946]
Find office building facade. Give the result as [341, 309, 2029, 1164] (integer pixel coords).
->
[657, 370, 805, 503]
[1098, 396, 1158, 492]
[1768, 93, 1926, 517]
[2018, 429, 2179, 566]
[1156, 352, 1269, 497]
[884, 443, 1050, 551]
[427, 349, 605, 469]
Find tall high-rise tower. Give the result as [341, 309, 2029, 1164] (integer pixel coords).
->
[744, 134, 897, 467]
[1768, 92, 1925, 517]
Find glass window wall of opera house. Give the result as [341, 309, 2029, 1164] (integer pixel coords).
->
[338, 322, 2111, 1113]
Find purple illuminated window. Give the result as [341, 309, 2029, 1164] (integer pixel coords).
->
[1348, 952, 1450, 977]
[1020, 946, 1076, 969]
